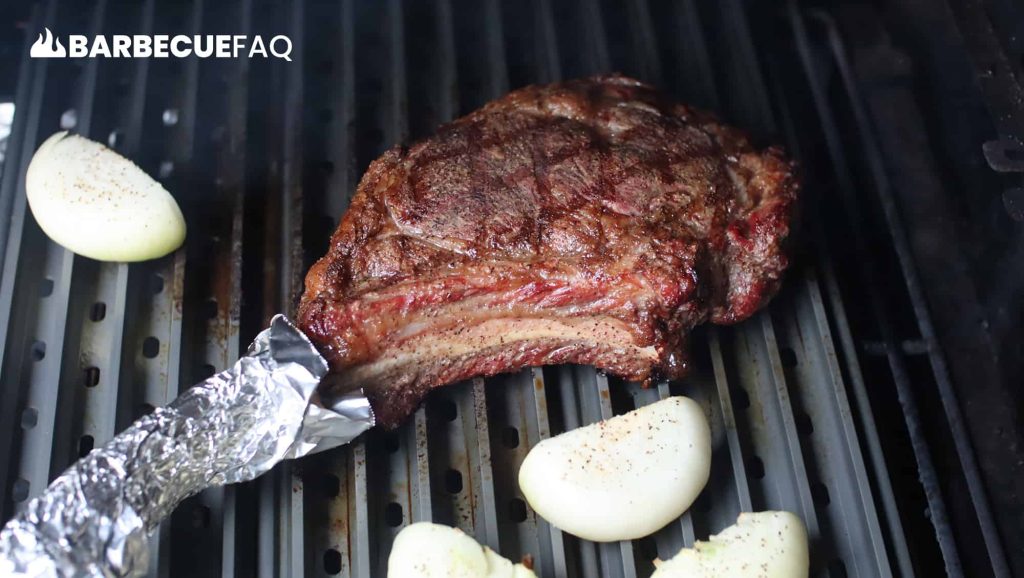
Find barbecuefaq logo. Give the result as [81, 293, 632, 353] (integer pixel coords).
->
[31, 27, 292, 61]
[30, 28, 66, 58]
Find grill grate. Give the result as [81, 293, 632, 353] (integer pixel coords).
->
[0, 0, 1008, 577]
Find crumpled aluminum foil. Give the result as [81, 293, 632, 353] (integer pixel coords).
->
[0, 315, 373, 578]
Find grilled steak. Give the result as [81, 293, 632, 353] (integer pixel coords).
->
[299, 75, 798, 428]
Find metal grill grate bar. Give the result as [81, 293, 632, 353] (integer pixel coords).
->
[528, 369, 568, 576]
[821, 13, 1008, 576]
[754, 318, 821, 529]
[266, 0, 308, 574]
[639, 0, 761, 548]
[422, 23, 500, 554]
[518, 10, 566, 574]
[469, 378, 500, 549]
[0, 7, 39, 505]
[73, 0, 126, 459]
[787, 269, 896, 577]
[153, 2, 206, 576]
[786, 6, 962, 577]
[695, 3, 905, 576]
[622, 0, 661, 85]
[3, 0, 93, 511]
[220, 0, 251, 569]
[755, 65, 907, 577]
[556, 3, 635, 576]
[7, 0, 61, 500]
[0, 16, 36, 273]
[708, 329, 754, 513]
[383, 0, 436, 532]
[143, 1, 203, 574]
[310, 0, 366, 575]
[380, 0, 415, 567]
[619, 0, 699, 552]
[82, 0, 154, 451]
[814, 241, 915, 577]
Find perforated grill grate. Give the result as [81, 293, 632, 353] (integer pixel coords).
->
[0, 1, 1008, 577]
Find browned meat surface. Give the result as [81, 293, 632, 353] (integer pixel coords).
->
[298, 75, 798, 428]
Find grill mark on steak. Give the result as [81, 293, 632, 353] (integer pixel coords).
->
[299, 75, 799, 428]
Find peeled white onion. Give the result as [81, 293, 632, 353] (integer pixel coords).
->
[517, 396, 711, 542]
[651, 511, 809, 578]
[387, 522, 536, 578]
[26, 131, 186, 262]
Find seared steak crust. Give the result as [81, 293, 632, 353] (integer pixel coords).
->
[299, 75, 798, 427]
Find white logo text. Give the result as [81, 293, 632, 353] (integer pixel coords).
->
[31, 31, 292, 61]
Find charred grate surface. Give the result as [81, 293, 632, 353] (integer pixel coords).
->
[0, 1, 1007, 577]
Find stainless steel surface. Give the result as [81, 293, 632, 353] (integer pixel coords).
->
[0, 315, 373, 578]
[1, 0, 999, 576]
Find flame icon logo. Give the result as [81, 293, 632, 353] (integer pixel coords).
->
[30, 28, 66, 58]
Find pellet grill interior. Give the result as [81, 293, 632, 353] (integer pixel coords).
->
[0, 0, 1021, 577]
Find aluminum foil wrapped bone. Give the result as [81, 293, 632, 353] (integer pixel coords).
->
[0, 315, 374, 577]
